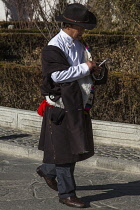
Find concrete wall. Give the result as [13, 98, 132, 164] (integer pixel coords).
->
[0, 106, 42, 132]
[0, 0, 6, 21]
[0, 106, 140, 148]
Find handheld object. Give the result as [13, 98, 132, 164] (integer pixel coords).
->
[92, 58, 109, 81]
[99, 58, 109, 66]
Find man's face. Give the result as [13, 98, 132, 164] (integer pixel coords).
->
[69, 25, 85, 40]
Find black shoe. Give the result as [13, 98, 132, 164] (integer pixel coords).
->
[59, 196, 85, 208]
[36, 167, 58, 191]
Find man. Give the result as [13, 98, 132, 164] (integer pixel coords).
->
[37, 3, 107, 208]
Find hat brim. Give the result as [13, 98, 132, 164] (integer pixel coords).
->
[55, 11, 96, 30]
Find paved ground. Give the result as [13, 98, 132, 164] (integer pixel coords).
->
[0, 126, 140, 162]
[0, 126, 140, 209]
[0, 152, 140, 210]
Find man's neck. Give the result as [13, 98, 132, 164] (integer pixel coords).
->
[63, 28, 74, 40]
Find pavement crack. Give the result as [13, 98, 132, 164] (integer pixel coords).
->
[29, 182, 39, 199]
[89, 179, 93, 185]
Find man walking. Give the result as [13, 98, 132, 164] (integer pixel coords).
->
[37, 3, 107, 208]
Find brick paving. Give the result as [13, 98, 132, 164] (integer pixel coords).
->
[0, 126, 139, 163]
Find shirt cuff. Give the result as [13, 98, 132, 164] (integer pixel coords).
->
[80, 63, 90, 76]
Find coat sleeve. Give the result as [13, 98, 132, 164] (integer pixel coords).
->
[41, 45, 70, 76]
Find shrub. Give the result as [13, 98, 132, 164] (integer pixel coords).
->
[0, 62, 140, 124]
[0, 31, 139, 73]
[0, 62, 43, 111]
[92, 71, 140, 124]
[0, 29, 139, 124]
[0, 32, 46, 63]
[83, 33, 140, 73]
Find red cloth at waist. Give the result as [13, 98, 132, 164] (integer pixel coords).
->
[37, 100, 54, 116]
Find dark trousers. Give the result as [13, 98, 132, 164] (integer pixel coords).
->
[39, 163, 76, 198]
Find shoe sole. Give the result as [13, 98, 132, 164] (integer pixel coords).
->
[59, 199, 85, 208]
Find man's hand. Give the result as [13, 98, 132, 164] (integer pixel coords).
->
[86, 60, 102, 76]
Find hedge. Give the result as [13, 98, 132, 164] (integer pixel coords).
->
[83, 34, 139, 73]
[0, 21, 51, 29]
[0, 63, 43, 111]
[92, 71, 140, 124]
[0, 33, 46, 63]
[0, 31, 139, 73]
[0, 62, 140, 124]
[0, 30, 139, 124]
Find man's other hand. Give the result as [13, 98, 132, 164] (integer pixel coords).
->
[86, 60, 102, 76]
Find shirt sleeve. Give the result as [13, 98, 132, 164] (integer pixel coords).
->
[51, 63, 90, 83]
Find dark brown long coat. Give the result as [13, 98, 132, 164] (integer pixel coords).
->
[38, 46, 94, 164]
[38, 106, 94, 164]
[37, 45, 94, 164]
[38, 45, 107, 164]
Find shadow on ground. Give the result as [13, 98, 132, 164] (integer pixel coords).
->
[77, 181, 140, 207]
[0, 134, 31, 140]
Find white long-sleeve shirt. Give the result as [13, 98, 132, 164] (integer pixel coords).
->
[46, 29, 93, 108]
[48, 29, 90, 83]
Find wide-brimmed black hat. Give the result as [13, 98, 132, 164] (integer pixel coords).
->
[55, 3, 96, 30]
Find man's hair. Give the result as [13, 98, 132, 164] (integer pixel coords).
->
[62, 22, 73, 28]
